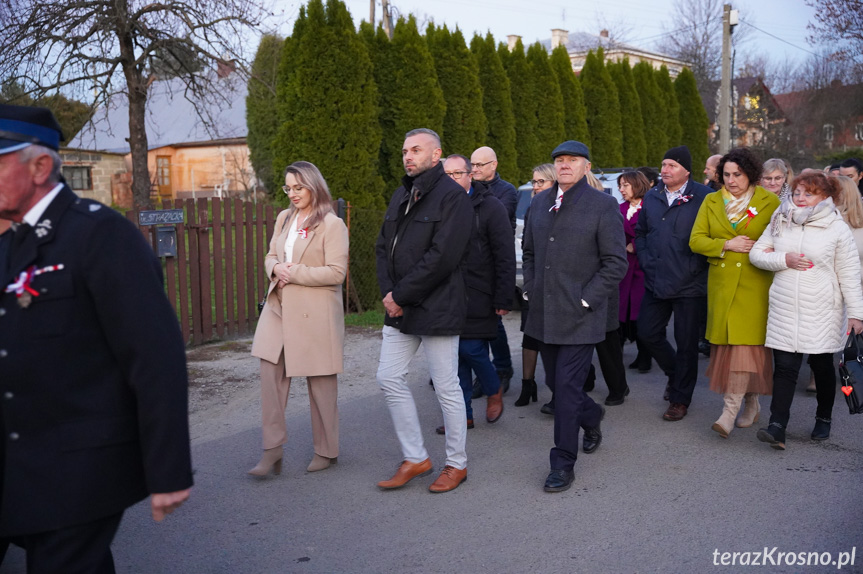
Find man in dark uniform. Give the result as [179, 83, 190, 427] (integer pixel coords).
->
[0, 104, 193, 572]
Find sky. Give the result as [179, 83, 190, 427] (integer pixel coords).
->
[268, 0, 820, 71]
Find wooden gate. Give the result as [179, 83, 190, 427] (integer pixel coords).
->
[127, 198, 277, 346]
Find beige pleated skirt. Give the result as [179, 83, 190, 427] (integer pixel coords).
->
[705, 344, 773, 395]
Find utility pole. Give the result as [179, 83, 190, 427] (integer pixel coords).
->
[718, 4, 738, 154]
[369, 0, 375, 26]
[381, 0, 394, 39]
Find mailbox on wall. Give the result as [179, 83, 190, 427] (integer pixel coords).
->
[139, 209, 184, 258]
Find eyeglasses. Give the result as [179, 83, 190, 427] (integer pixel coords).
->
[282, 185, 307, 195]
[762, 176, 785, 183]
[471, 161, 495, 170]
[445, 171, 468, 179]
[530, 179, 551, 187]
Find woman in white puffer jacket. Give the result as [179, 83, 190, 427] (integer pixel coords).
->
[749, 172, 863, 450]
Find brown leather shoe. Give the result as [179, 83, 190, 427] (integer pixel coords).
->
[428, 465, 467, 493]
[377, 458, 433, 490]
[486, 387, 504, 423]
[663, 402, 688, 421]
[435, 419, 474, 435]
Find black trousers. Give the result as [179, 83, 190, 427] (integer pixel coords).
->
[0, 511, 123, 574]
[595, 330, 628, 398]
[637, 290, 705, 406]
[540, 342, 603, 471]
[770, 350, 836, 427]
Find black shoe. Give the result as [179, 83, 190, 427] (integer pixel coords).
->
[543, 469, 575, 492]
[540, 395, 555, 415]
[811, 417, 831, 441]
[428, 378, 434, 388]
[698, 338, 711, 357]
[582, 407, 604, 453]
[471, 377, 483, 399]
[584, 365, 596, 393]
[515, 378, 538, 407]
[604, 386, 630, 406]
[757, 423, 786, 450]
[497, 370, 512, 394]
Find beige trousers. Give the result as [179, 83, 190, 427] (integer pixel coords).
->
[259, 353, 338, 457]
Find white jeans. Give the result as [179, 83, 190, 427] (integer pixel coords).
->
[376, 325, 467, 469]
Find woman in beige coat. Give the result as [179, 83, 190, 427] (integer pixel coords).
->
[248, 161, 349, 476]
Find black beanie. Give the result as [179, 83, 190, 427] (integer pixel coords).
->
[663, 145, 691, 174]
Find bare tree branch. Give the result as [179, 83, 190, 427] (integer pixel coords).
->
[0, 0, 272, 208]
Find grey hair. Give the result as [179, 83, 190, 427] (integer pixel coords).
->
[17, 144, 62, 183]
[763, 158, 789, 178]
[404, 128, 441, 148]
[446, 154, 471, 172]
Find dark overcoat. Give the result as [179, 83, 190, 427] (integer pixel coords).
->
[634, 179, 712, 299]
[0, 186, 193, 536]
[375, 162, 472, 336]
[461, 187, 515, 339]
[522, 177, 628, 345]
[474, 173, 517, 230]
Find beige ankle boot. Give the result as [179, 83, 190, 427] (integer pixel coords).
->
[712, 393, 744, 438]
[307, 453, 337, 472]
[248, 447, 283, 476]
[736, 393, 760, 428]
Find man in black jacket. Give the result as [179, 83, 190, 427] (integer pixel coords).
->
[435, 154, 514, 431]
[634, 145, 711, 422]
[470, 146, 517, 395]
[0, 104, 192, 572]
[375, 129, 472, 494]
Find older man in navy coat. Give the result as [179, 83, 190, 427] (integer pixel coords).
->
[0, 104, 192, 573]
[522, 141, 627, 492]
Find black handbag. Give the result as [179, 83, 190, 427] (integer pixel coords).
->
[838, 333, 863, 414]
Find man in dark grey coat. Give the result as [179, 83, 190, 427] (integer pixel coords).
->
[522, 140, 627, 493]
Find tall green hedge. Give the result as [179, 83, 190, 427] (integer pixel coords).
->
[367, 16, 446, 192]
[527, 42, 564, 162]
[550, 45, 590, 146]
[504, 39, 540, 181]
[271, 0, 383, 209]
[580, 48, 623, 168]
[426, 24, 487, 157]
[469, 33, 518, 182]
[246, 34, 283, 197]
[632, 61, 666, 166]
[656, 65, 682, 148]
[675, 67, 711, 178]
[609, 59, 647, 167]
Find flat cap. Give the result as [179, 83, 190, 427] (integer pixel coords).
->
[551, 140, 590, 161]
[0, 104, 64, 155]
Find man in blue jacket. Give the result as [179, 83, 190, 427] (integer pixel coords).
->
[635, 145, 711, 422]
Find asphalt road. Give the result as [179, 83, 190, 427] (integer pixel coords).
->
[3, 313, 862, 573]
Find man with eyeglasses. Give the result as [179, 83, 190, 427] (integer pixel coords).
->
[469, 146, 517, 397]
[375, 128, 473, 494]
[435, 154, 514, 434]
[522, 140, 627, 493]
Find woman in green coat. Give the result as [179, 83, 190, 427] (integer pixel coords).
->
[689, 148, 780, 439]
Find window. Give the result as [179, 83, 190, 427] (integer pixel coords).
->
[855, 123, 863, 141]
[62, 166, 92, 191]
[823, 124, 834, 142]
